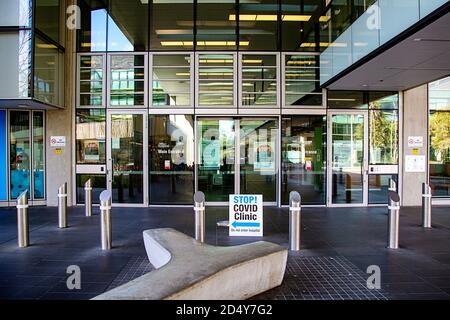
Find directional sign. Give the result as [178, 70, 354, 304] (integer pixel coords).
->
[229, 195, 263, 237]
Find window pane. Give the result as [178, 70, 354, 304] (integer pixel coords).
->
[429, 77, 450, 111]
[282, 115, 326, 205]
[239, 0, 278, 50]
[0, 111, 7, 201]
[76, 174, 106, 204]
[107, 0, 148, 51]
[0, 0, 32, 27]
[286, 93, 322, 106]
[369, 92, 399, 110]
[429, 110, 450, 198]
[369, 110, 399, 165]
[10, 111, 30, 199]
[76, 109, 106, 164]
[35, 0, 63, 45]
[149, 115, 194, 204]
[33, 112, 45, 199]
[151, 0, 194, 50]
[110, 55, 146, 106]
[197, 0, 237, 51]
[369, 174, 398, 204]
[328, 90, 366, 109]
[78, 1, 107, 52]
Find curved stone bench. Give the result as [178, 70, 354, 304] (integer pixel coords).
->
[93, 228, 287, 300]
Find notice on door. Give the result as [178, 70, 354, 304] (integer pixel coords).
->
[50, 136, 66, 147]
[229, 195, 263, 237]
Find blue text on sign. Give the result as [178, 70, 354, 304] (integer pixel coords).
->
[233, 195, 257, 204]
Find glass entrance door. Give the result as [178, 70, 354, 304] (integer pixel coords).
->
[197, 118, 278, 204]
[327, 111, 368, 206]
[107, 111, 147, 205]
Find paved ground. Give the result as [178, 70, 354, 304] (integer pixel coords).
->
[0, 205, 449, 300]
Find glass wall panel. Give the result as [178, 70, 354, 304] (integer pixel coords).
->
[369, 110, 398, 165]
[281, 0, 323, 51]
[149, 115, 194, 204]
[76, 109, 106, 164]
[328, 90, 366, 109]
[0, 30, 32, 99]
[198, 54, 235, 106]
[34, 36, 64, 106]
[0, 0, 32, 27]
[151, 0, 194, 50]
[32, 112, 45, 199]
[0, 110, 7, 201]
[197, 0, 237, 51]
[10, 111, 30, 199]
[331, 114, 364, 204]
[284, 54, 322, 106]
[429, 77, 450, 198]
[238, 0, 278, 51]
[79, 55, 104, 106]
[107, 0, 148, 51]
[282, 115, 326, 205]
[197, 119, 235, 202]
[110, 114, 144, 204]
[369, 174, 397, 204]
[76, 174, 106, 204]
[240, 119, 278, 202]
[379, 0, 419, 45]
[242, 54, 277, 107]
[77, 0, 107, 52]
[35, 0, 63, 45]
[110, 55, 145, 106]
[152, 55, 192, 107]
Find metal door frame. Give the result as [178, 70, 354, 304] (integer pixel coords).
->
[106, 109, 148, 207]
[327, 110, 369, 207]
[196, 116, 279, 206]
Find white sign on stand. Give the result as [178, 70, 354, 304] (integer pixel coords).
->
[405, 155, 426, 173]
[50, 136, 66, 147]
[229, 195, 263, 237]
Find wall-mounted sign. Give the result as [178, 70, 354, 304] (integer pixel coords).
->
[229, 195, 263, 237]
[412, 148, 419, 156]
[405, 155, 426, 173]
[84, 140, 99, 161]
[54, 148, 62, 155]
[50, 136, 66, 147]
[254, 141, 275, 173]
[407, 136, 423, 148]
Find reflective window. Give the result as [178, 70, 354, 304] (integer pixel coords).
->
[238, 0, 278, 51]
[151, 0, 194, 50]
[369, 110, 398, 165]
[429, 77, 450, 198]
[197, 54, 235, 106]
[282, 115, 326, 205]
[369, 174, 398, 204]
[35, 0, 63, 45]
[107, 0, 148, 51]
[75, 109, 106, 164]
[10, 111, 30, 200]
[149, 115, 194, 204]
[79, 55, 104, 106]
[34, 36, 64, 106]
[0, 0, 32, 27]
[328, 90, 366, 109]
[0, 110, 7, 201]
[109, 55, 146, 106]
[284, 54, 322, 106]
[241, 54, 277, 107]
[197, 0, 237, 51]
[32, 112, 45, 199]
[369, 92, 399, 110]
[152, 54, 192, 107]
[77, 1, 107, 52]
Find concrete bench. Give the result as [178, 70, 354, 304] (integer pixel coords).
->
[93, 228, 287, 300]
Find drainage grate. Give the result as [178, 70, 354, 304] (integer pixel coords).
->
[107, 256, 154, 291]
[106, 255, 390, 300]
[253, 255, 390, 300]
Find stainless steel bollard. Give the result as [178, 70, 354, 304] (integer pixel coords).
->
[289, 191, 301, 251]
[84, 179, 92, 217]
[387, 191, 401, 249]
[388, 178, 397, 192]
[193, 191, 205, 243]
[99, 190, 112, 250]
[422, 183, 432, 228]
[57, 182, 68, 228]
[16, 190, 29, 248]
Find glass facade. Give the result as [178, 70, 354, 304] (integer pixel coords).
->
[429, 77, 450, 198]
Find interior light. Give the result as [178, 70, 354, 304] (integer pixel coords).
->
[319, 15, 331, 22]
[282, 15, 311, 22]
[175, 72, 191, 76]
[37, 44, 58, 49]
[243, 59, 263, 64]
[81, 43, 91, 48]
[328, 98, 356, 102]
